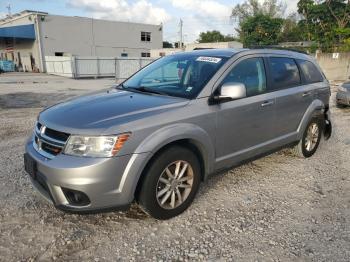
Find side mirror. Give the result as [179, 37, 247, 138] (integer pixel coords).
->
[214, 82, 246, 102]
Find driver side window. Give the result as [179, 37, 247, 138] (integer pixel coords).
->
[222, 57, 267, 97]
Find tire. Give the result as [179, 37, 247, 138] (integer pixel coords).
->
[336, 103, 346, 108]
[137, 146, 201, 220]
[291, 118, 323, 158]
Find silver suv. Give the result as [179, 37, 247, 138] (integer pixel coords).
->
[24, 49, 332, 219]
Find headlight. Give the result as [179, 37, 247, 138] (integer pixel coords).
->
[338, 85, 347, 92]
[64, 133, 130, 157]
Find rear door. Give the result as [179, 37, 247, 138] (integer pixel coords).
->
[267, 57, 313, 138]
[296, 59, 330, 105]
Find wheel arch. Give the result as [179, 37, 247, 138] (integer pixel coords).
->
[132, 124, 214, 199]
[297, 99, 326, 140]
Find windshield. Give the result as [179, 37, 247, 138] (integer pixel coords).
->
[122, 54, 228, 99]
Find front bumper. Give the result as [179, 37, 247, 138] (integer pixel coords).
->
[25, 138, 149, 212]
[336, 91, 350, 106]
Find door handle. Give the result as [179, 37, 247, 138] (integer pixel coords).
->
[261, 101, 274, 107]
[302, 91, 312, 97]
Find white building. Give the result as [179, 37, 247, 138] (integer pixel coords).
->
[150, 48, 183, 58]
[185, 41, 243, 51]
[0, 10, 163, 72]
[150, 41, 243, 58]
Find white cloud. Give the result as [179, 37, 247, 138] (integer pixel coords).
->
[256, 0, 298, 16]
[0, 12, 7, 19]
[66, 0, 298, 44]
[285, 0, 298, 15]
[68, 0, 171, 24]
[166, 0, 235, 43]
[167, 0, 298, 43]
[171, 0, 231, 19]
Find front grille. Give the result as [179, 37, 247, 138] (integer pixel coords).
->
[45, 127, 70, 142]
[41, 141, 63, 155]
[34, 122, 70, 159]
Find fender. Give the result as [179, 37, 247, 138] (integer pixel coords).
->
[297, 99, 325, 140]
[117, 123, 215, 203]
[134, 123, 215, 177]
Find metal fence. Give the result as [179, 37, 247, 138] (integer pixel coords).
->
[45, 56, 155, 80]
[45, 56, 74, 77]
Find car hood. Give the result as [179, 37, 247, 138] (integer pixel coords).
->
[39, 89, 189, 134]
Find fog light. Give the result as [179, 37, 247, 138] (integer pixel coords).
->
[62, 188, 90, 206]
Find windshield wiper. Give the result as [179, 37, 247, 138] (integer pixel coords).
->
[119, 85, 168, 96]
[137, 86, 168, 95]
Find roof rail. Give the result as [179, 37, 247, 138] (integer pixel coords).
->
[249, 46, 309, 55]
[192, 47, 215, 50]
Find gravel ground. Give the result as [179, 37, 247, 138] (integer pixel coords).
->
[0, 73, 349, 261]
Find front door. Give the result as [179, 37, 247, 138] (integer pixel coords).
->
[214, 56, 276, 170]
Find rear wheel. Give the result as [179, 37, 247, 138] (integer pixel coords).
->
[336, 103, 347, 108]
[291, 118, 322, 158]
[137, 146, 201, 220]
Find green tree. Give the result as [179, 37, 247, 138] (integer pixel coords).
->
[197, 30, 238, 43]
[240, 14, 284, 47]
[297, 0, 314, 40]
[232, 0, 285, 23]
[297, 0, 350, 51]
[232, 0, 350, 51]
[223, 35, 239, 42]
[326, 0, 350, 29]
[279, 14, 305, 42]
[326, 0, 350, 49]
[232, 0, 286, 44]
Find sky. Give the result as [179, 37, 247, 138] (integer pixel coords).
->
[0, 0, 298, 43]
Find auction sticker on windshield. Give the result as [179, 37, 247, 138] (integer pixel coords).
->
[196, 56, 222, 63]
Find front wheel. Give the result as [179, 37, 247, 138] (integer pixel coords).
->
[292, 118, 322, 158]
[137, 146, 201, 220]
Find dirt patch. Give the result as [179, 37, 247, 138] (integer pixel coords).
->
[0, 92, 72, 109]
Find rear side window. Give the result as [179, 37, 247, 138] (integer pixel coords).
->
[269, 57, 301, 89]
[222, 57, 266, 97]
[297, 59, 324, 83]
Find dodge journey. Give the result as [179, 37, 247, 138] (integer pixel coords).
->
[24, 49, 332, 219]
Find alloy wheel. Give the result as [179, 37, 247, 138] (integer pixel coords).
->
[156, 160, 194, 209]
[304, 123, 319, 152]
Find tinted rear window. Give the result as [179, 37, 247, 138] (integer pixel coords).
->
[297, 59, 324, 83]
[269, 57, 301, 89]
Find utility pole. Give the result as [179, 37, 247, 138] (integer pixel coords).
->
[6, 3, 11, 17]
[179, 19, 183, 49]
[91, 17, 96, 56]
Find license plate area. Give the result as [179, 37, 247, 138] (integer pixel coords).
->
[24, 153, 37, 179]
